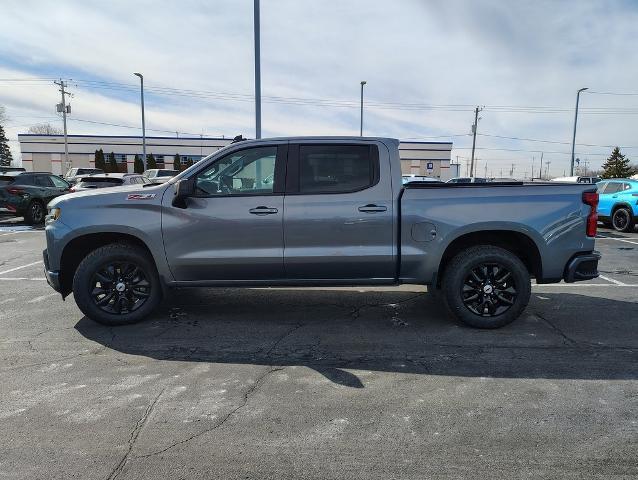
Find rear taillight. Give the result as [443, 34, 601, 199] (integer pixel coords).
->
[69, 187, 75, 192]
[6, 187, 23, 195]
[582, 191, 598, 237]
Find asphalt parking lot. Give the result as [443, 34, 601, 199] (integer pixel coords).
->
[1, 214, 637, 479]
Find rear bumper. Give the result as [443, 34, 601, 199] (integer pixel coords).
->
[563, 251, 601, 283]
[43, 249, 62, 293]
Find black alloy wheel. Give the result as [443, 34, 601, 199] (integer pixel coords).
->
[90, 262, 151, 315]
[461, 263, 517, 316]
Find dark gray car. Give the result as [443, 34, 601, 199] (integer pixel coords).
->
[43, 137, 600, 329]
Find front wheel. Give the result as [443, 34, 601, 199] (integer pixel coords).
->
[72, 243, 162, 325]
[612, 208, 635, 233]
[442, 245, 531, 329]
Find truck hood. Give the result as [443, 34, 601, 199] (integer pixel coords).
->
[49, 182, 169, 209]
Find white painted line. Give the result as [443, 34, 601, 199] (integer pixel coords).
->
[0, 277, 46, 281]
[599, 275, 629, 286]
[27, 293, 58, 303]
[0, 261, 43, 276]
[596, 235, 638, 245]
[0, 230, 40, 237]
[533, 283, 638, 287]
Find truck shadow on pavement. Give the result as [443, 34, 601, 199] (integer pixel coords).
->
[75, 289, 638, 388]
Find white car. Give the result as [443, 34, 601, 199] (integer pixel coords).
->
[142, 169, 179, 183]
[70, 173, 148, 192]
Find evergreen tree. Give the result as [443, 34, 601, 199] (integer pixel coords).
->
[0, 124, 13, 167]
[94, 149, 106, 171]
[108, 152, 118, 173]
[173, 153, 181, 171]
[601, 147, 633, 179]
[146, 153, 157, 169]
[133, 154, 144, 173]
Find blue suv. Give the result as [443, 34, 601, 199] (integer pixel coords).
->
[597, 178, 638, 232]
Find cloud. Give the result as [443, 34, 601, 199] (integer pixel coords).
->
[1, 0, 637, 173]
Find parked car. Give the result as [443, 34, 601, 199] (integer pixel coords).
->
[70, 173, 149, 192]
[0, 171, 70, 224]
[0, 166, 26, 174]
[64, 167, 104, 185]
[142, 169, 179, 183]
[596, 178, 638, 232]
[43, 137, 600, 329]
[446, 177, 489, 183]
[551, 176, 602, 184]
[489, 177, 519, 183]
[402, 175, 442, 184]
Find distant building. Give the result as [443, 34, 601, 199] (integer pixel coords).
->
[17, 134, 453, 179]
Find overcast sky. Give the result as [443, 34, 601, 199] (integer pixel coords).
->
[1, 0, 637, 177]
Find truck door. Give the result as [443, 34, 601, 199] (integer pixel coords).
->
[161, 143, 287, 281]
[283, 142, 395, 280]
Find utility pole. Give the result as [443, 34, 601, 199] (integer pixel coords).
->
[539, 152, 544, 180]
[133, 73, 147, 169]
[545, 161, 551, 179]
[484, 162, 488, 178]
[531, 156, 535, 180]
[54, 79, 71, 174]
[570, 87, 588, 176]
[254, 0, 261, 139]
[469, 106, 482, 177]
[360, 81, 367, 136]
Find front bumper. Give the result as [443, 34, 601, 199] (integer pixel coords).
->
[43, 249, 62, 293]
[563, 251, 601, 283]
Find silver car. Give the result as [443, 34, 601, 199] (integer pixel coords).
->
[70, 173, 148, 192]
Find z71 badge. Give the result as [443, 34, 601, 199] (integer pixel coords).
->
[127, 193, 156, 200]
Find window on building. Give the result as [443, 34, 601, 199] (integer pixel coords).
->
[115, 154, 127, 163]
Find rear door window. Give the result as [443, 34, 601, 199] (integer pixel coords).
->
[603, 182, 623, 194]
[296, 144, 377, 194]
[35, 175, 54, 187]
[49, 176, 69, 188]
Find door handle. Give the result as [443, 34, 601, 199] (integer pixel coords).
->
[358, 204, 387, 213]
[249, 206, 278, 215]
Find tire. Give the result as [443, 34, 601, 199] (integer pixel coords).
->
[612, 208, 635, 233]
[72, 243, 162, 326]
[24, 200, 45, 225]
[442, 245, 531, 329]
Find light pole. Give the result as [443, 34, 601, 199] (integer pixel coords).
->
[134, 73, 147, 170]
[360, 81, 366, 136]
[570, 87, 588, 176]
[254, 0, 261, 139]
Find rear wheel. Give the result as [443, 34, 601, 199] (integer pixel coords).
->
[24, 200, 45, 225]
[72, 243, 162, 325]
[442, 245, 531, 329]
[612, 208, 634, 233]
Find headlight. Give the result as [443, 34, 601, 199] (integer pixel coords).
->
[45, 207, 61, 225]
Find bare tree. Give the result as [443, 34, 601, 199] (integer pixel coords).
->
[28, 123, 63, 135]
[0, 105, 8, 125]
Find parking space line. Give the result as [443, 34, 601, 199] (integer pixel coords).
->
[0, 261, 43, 276]
[0, 277, 46, 281]
[596, 235, 638, 245]
[599, 275, 629, 286]
[532, 283, 638, 287]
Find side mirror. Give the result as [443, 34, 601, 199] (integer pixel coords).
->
[172, 177, 196, 208]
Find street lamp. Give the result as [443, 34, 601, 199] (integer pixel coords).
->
[133, 73, 147, 170]
[570, 87, 588, 176]
[360, 81, 367, 136]
[254, 0, 261, 139]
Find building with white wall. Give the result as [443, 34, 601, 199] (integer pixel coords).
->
[18, 135, 453, 180]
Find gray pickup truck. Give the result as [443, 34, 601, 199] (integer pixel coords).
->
[43, 137, 600, 328]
